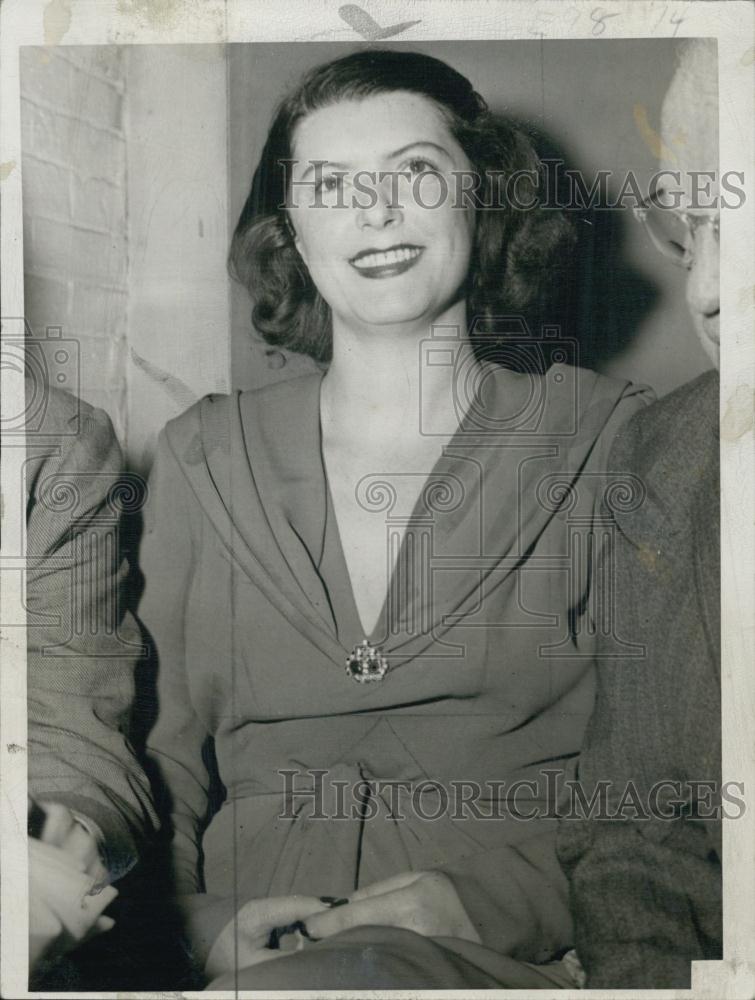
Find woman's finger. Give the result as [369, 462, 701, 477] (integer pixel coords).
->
[235, 894, 329, 937]
[306, 873, 480, 943]
[305, 891, 405, 939]
[347, 870, 425, 903]
[206, 895, 330, 980]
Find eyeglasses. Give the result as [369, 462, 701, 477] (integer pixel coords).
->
[633, 191, 720, 269]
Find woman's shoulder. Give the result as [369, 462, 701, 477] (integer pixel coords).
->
[559, 363, 655, 456]
[161, 372, 323, 459]
[482, 362, 653, 438]
[550, 362, 653, 411]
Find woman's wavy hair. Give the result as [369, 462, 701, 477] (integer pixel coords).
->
[229, 49, 574, 364]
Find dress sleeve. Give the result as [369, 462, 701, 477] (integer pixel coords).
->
[443, 828, 575, 964]
[571, 377, 655, 658]
[138, 426, 212, 894]
[26, 403, 158, 881]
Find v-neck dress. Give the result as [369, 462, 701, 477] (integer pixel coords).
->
[137, 362, 651, 973]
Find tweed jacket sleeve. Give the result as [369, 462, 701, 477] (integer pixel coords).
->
[26, 386, 158, 881]
[557, 372, 722, 988]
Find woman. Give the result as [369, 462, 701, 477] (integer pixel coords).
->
[138, 49, 650, 989]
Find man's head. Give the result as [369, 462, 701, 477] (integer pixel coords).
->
[659, 39, 720, 367]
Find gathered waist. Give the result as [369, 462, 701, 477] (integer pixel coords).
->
[226, 759, 575, 821]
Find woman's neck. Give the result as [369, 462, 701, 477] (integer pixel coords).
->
[322, 301, 475, 447]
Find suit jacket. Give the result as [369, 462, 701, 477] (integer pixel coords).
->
[557, 369, 722, 987]
[25, 381, 157, 880]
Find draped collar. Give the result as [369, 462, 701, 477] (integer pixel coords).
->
[166, 363, 638, 674]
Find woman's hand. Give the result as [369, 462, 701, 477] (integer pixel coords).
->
[205, 895, 330, 979]
[305, 871, 481, 944]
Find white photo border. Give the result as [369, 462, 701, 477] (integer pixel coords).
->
[1, 1, 753, 997]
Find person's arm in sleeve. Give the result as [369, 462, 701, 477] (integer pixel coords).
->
[137, 424, 214, 895]
[27, 399, 158, 882]
[137, 422, 245, 966]
[557, 610, 720, 986]
[579, 377, 656, 642]
[441, 828, 577, 963]
[557, 412, 721, 988]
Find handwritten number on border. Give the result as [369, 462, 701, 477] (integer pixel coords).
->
[590, 7, 621, 36]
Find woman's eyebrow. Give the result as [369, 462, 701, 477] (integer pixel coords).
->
[387, 141, 453, 161]
[297, 141, 453, 179]
[300, 160, 348, 180]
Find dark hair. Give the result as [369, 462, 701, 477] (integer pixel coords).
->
[229, 48, 574, 364]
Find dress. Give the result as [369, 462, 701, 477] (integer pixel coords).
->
[557, 370, 721, 988]
[137, 362, 650, 986]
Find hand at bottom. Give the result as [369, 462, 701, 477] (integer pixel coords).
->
[28, 838, 116, 970]
[305, 870, 481, 944]
[205, 895, 330, 980]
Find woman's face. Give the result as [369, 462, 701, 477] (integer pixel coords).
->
[287, 91, 476, 335]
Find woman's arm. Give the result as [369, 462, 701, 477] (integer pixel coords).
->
[138, 426, 211, 893]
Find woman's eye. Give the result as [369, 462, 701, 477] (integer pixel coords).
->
[406, 158, 437, 176]
[317, 174, 344, 193]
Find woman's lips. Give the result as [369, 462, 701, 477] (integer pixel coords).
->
[349, 245, 423, 279]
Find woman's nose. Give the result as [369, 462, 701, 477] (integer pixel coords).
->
[356, 175, 402, 230]
[686, 224, 720, 318]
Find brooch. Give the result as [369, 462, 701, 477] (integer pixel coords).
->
[346, 639, 389, 683]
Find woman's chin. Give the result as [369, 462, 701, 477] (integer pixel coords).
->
[342, 301, 461, 336]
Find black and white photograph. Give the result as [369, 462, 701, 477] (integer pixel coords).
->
[1, 1, 753, 996]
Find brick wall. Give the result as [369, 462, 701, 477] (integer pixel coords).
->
[21, 47, 129, 439]
[124, 44, 230, 472]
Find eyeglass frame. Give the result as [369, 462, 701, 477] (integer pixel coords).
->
[633, 189, 720, 270]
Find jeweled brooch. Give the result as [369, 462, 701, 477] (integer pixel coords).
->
[345, 639, 389, 683]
